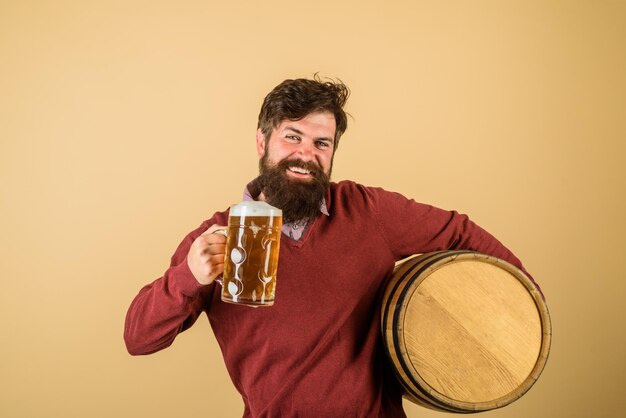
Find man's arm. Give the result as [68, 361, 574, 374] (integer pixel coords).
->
[367, 186, 542, 294]
[124, 220, 227, 355]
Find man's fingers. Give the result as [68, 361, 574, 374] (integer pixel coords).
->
[209, 254, 225, 264]
[187, 224, 229, 285]
[199, 225, 228, 246]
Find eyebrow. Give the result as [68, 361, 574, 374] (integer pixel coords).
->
[283, 126, 335, 144]
[284, 126, 304, 135]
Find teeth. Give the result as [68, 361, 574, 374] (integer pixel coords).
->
[289, 166, 310, 174]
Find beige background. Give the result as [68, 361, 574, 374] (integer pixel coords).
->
[1, 1, 624, 417]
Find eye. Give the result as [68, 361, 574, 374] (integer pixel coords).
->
[285, 135, 300, 142]
[316, 140, 331, 149]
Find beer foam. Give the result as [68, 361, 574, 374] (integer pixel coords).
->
[230, 201, 282, 217]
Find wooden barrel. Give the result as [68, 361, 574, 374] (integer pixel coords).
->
[381, 251, 551, 413]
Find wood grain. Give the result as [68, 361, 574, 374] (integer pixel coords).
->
[382, 251, 551, 413]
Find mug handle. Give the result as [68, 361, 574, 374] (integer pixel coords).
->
[212, 228, 228, 237]
[211, 228, 228, 285]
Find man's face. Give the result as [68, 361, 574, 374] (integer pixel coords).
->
[256, 111, 337, 223]
[256, 111, 336, 179]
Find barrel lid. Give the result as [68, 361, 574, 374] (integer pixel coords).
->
[381, 251, 551, 412]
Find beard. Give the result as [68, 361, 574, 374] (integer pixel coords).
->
[257, 156, 331, 224]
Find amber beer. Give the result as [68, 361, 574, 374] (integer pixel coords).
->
[221, 201, 282, 306]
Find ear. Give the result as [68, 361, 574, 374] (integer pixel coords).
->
[256, 129, 267, 159]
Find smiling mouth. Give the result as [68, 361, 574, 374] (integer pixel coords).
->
[288, 166, 312, 175]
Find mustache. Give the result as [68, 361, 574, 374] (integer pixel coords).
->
[278, 158, 320, 172]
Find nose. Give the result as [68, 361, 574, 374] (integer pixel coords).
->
[295, 141, 316, 162]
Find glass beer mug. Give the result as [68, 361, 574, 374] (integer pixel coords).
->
[221, 201, 282, 307]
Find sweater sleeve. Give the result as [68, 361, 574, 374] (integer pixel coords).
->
[123, 220, 217, 355]
[365, 186, 541, 293]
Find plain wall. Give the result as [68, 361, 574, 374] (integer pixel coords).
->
[1, 1, 624, 417]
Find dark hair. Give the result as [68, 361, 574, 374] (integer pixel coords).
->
[257, 74, 350, 148]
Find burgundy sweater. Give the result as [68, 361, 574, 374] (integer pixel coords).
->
[124, 181, 536, 418]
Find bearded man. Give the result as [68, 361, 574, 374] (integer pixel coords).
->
[125, 76, 538, 417]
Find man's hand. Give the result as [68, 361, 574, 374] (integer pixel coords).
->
[187, 224, 227, 285]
